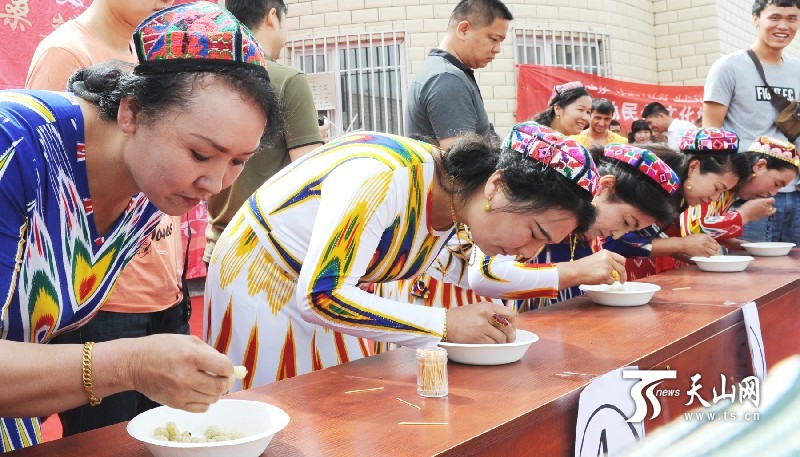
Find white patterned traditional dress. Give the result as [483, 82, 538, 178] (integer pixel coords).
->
[206, 133, 457, 390]
[0, 91, 162, 451]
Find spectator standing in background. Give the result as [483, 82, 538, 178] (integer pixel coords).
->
[405, 0, 512, 148]
[25, 0, 189, 436]
[629, 119, 653, 145]
[204, 0, 323, 264]
[642, 101, 696, 149]
[703, 0, 800, 244]
[571, 98, 627, 148]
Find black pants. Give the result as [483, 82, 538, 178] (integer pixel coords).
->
[49, 303, 190, 436]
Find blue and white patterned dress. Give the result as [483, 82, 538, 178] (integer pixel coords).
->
[0, 90, 162, 451]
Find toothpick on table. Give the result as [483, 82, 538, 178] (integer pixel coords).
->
[396, 397, 421, 409]
[398, 422, 448, 426]
[672, 286, 692, 291]
[344, 387, 385, 394]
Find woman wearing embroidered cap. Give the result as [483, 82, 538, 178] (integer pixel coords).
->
[605, 127, 753, 278]
[369, 84, 595, 327]
[205, 124, 597, 390]
[666, 136, 799, 256]
[533, 81, 593, 136]
[481, 140, 681, 309]
[0, 2, 280, 450]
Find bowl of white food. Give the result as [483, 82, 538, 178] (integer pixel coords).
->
[439, 329, 539, 365]
[127, 399, 289, 457]
[579, 282, 661, 307]
[740, 242, 795, 257]
[691, 255, 754, 272]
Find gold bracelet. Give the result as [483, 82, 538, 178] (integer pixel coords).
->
[81, 342, 102, 406]
[441, 314, 448, 342]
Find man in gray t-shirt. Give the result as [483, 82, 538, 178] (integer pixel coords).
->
[406, 0, 512, 149]
[703, 0, 800, 244]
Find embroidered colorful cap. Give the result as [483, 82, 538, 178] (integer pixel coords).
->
[679, 127, 739, 153]
[548, 81, 586, 106]
[604, 144, 681, 196]
[504, 121, 598, 197]
[748, 136, 800, 168]
[133, 1, 268, 79]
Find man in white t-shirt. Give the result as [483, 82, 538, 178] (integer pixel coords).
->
[642, 102, 696, 149]
[703, 0, 800, 244]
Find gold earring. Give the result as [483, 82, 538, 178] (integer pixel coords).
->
[752, 172, 757, 177]
[483, 200, 491, 212]
[686, 183, 692, 191]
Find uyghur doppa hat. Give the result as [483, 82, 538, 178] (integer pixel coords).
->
[504, 121, 598, 197]
[679, 127, 739, 153]
[133, 1, 268, 80]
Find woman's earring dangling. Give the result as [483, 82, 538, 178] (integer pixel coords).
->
[686, 182, 692, 191]
[483, 200, 492, 212]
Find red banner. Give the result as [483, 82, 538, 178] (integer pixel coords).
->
[0, 0, 204, 90]
[516, 64, 704, 132]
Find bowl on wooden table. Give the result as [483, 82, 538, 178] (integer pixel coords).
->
[127, 399, 289, 457]
[740, 242, 795, 257]
[579, 281, 661, 307]
[691, 255, 754, 272]
[439, 329, 539, 365]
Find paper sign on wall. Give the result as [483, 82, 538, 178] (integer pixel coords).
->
[575, 366, 644, 457]
[307, 72, 337, 111]
[742, 301, 766, 380]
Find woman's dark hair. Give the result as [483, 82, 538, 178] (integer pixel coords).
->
[532, 85, 592, 128]
[438, 134, 597, 233]
[741, 150, 799, 173]
[67, 61, 283, 140]
[630, 119, 651, 135]
[588, 145, 675, 224]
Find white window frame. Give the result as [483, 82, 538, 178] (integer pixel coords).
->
[513, 28, 612, 77]
[283, 32, 408, 137]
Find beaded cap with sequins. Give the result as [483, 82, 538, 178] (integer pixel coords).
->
[748, 136, 800, 168]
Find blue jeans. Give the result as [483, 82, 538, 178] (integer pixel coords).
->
[741, 191, 800, 244]
[49, 304, 190, 436]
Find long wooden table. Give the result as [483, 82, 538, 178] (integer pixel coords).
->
[12, 251, 800, 456]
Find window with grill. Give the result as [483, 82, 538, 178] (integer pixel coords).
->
[513, 29, 612, 77]
[283, 32, 407, 137]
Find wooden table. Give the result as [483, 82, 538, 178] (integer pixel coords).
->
[13, 252, 800, 456]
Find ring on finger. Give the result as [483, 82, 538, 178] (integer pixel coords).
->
[491, 313, 509, 329]
[610, 269, 620, 281]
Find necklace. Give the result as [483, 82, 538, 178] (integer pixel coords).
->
[448, 176, 478, 266]
[568, 234, 578, 262]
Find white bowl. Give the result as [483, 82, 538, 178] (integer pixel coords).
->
[578, 282, 661, 307]
[127, 399, 289, 457]
[740, 242, 795, 257]
[439, 329, 539, 365]
[691, 255, 754, 272]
